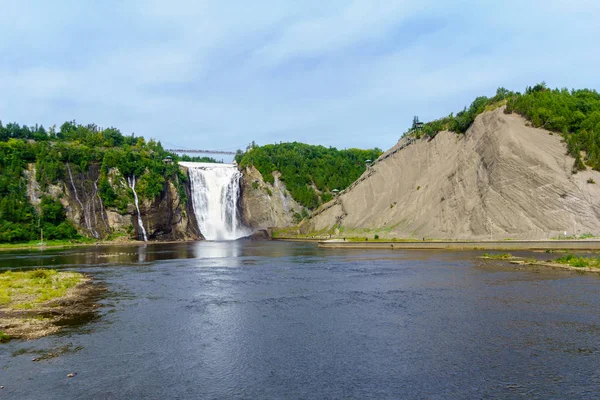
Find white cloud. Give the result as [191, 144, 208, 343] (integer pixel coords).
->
[0, 0, 599, 151]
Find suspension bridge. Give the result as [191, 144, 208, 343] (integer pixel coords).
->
[163, 141, 250, 156]
[165, 149, 238, 155]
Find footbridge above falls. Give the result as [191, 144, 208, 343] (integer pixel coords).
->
[166, 149, 237, 155]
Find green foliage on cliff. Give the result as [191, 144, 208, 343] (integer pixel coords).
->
[0, 139, 80, 242]
[177, 154, 221, 163]
[417, 83, 600, 172]
[236, 142, 382, 209]
[0, 121, 189, 242]
[506, 83, 600, 171]
[417, 87, 514, 138]
[0, 139, 39, 242]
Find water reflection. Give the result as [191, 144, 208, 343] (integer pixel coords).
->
[193, 241, 241, 260]
[138, 244, 147, 263]
[0, 241, 331, 271]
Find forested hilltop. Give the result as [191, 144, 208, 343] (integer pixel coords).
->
[0, 121, 211, 243]
[235, 143, 382, 209]
[414, 83, 600, 171]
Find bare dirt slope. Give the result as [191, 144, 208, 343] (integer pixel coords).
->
[305, 107, 600, 239]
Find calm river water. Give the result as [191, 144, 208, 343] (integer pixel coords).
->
[1, 241, 599, 399]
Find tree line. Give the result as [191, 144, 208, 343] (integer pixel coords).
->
[235, 142, 382, 209]
[0, 121, 198, 243]
[415, 83, 600, 172]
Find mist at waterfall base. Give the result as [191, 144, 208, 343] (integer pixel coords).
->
[180, 162, 250, 240]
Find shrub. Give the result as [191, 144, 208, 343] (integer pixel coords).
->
[587, 178, 595, 184]
[0, 330, 10, 342]
[554, 254, 599, 268]
[292, 212, 303, 224]
[482, 253, 512, 260]
[30, 269, 52, 280]
[571, 258, 588, 268]
[556, 254, 575, 263]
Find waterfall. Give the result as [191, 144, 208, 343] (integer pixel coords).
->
[180, 162, 249, 241]
[127, 175, 148, 242]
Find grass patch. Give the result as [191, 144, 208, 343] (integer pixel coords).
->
[0, 269, 85, 309]
[0, 238, 95, 250]
[344, 236, 415, 242]
[0, 330, 10, 342]
[105, 231, 129, 241]
[482, 253, 513, 260]
[483, 99, 508, 112]
[554, 254, 600, 269]
[551, 232, 599, 240]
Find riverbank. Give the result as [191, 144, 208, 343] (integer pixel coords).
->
[316, 239, 600, 251]
[0, 269, 103, 341]
[480, 253, 600, 273]
[0, 238, 199, 253]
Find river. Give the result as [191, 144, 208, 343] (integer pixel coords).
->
[1, 241, 599, 399]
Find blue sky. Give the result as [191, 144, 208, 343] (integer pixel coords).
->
[1, 0, 599, 152]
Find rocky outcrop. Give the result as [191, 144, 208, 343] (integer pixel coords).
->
[141, 180, 201, 241]
[243, 229, 272, 240]
[305, 107, 600, 240]
[63, 162, 111, 239]
[239, 166, 302, 230]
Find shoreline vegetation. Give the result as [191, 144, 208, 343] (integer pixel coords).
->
[274, 229, 600, 242]
[0, 269, 103, 341]
[0, 237, 201, 252]
[480, 252, 600, 273]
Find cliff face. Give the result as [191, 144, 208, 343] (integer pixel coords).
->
[305, 107, 600, 239]
[25, 163, 201, 241]
[239, 166, 302, 230]
[138, 179, 201, 241]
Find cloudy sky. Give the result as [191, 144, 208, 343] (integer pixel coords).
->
[1, 0, 599, 153]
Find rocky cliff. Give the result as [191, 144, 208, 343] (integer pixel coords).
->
[239, 166, 302, 230]
[304, 107, 600, 239]
[25, 162, 201, 241]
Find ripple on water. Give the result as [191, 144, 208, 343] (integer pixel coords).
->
[1, 242, 600, 399]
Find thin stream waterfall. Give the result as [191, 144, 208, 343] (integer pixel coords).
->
[127, 175, 148, 242]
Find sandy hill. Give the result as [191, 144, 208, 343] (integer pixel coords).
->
[304, 107, 600, 240]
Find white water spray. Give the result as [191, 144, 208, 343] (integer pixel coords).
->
[180, 162, 249, 240]
[127, 175, 148, 242]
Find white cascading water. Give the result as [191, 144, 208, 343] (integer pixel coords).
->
[180, 162, 249, 241]
[127, 175, 148, 242]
